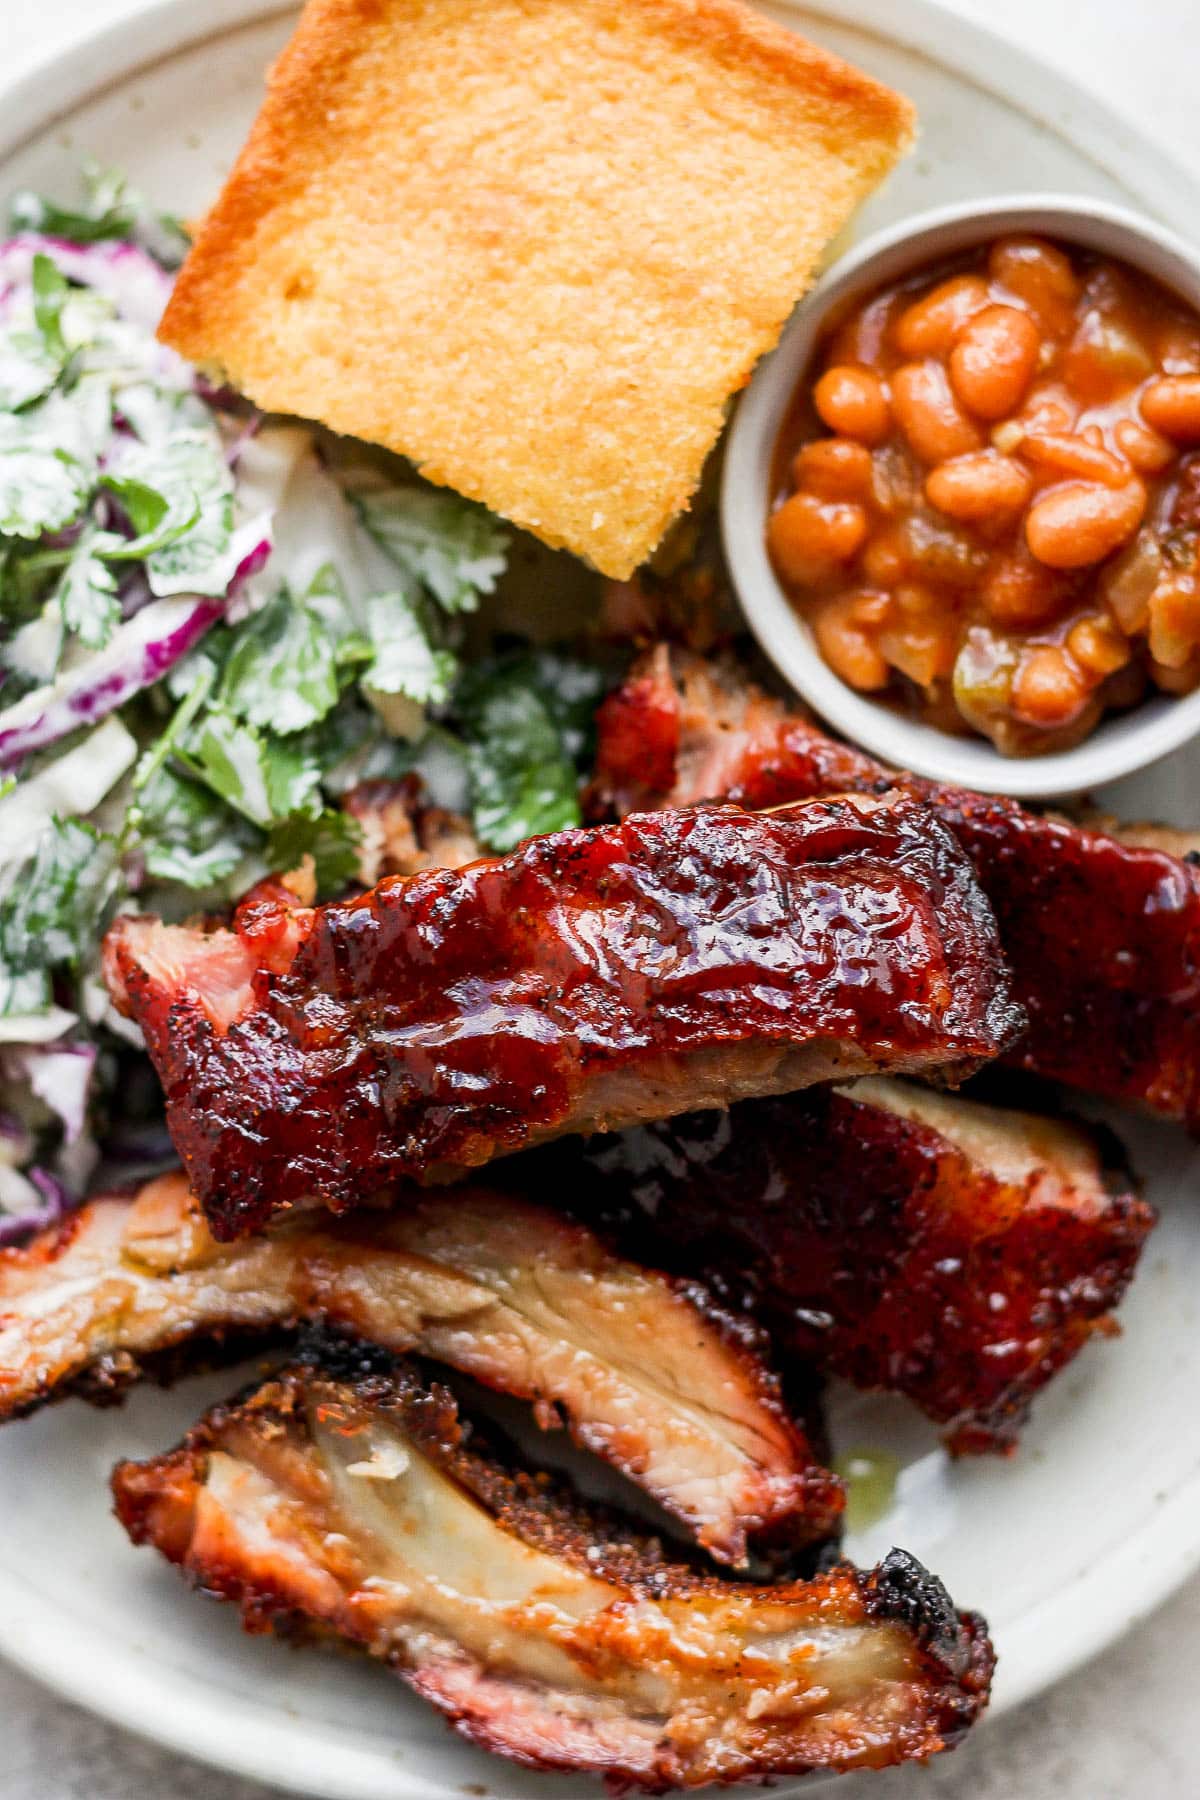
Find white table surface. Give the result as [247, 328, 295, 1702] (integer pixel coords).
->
[3, 1, 1200, 1796]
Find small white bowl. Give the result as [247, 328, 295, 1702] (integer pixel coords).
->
[721, 193, 1200, 800]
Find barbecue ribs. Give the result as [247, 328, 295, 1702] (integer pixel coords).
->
[104, 795, 1021, 1238]
[113, 1353, 993, 1790]
[0, 1171, 837, 1563]
[591, 645, 1200, 1124]
[547, 1076, 1153, 1452]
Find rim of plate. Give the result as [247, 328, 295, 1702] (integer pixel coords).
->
[2, 3, 1200, 1796]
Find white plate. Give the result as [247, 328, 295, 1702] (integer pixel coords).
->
[2, 4, 1200, 1797]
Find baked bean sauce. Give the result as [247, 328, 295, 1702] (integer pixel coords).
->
[768, 236, 1200, 755]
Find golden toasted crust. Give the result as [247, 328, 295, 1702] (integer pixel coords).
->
[160, 0, 914, 577]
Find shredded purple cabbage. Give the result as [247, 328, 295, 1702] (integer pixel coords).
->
[195, 372, 247, 413]
[0, 232, 177, 338]
[0, 1166, 71, 1247]
[0, 526, 271, 770]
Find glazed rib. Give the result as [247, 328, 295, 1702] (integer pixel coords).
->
[103, 794, 1021, 1238]
[591, 645, 1200, 1124]
[550, 1076, 1153, 1452]
[113, 1355, 993, 1790]
[0, 1171, 836, 1563]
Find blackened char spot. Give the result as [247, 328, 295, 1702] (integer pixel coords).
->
[293, 1324, 402, 1384]
[866, 1547, 970, 1678]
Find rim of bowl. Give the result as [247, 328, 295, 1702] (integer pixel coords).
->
[721, 192, 1200, 799]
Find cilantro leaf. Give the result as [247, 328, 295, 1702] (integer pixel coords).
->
[10, 163, 134, 243]
[10, 160, 189, 266]
[30, 254, 69, 361]
[364, 590, 458, 707]
[180, 708, 323, 827]
[100, 472, 202, 563]
[356, 486, 508, 613]
[60, 371, 113, 461]
[101, 473, 169, 537]
[288, 691, 404, 797]
[496, 650, 609, 761]
[218, 587, 345, 735]
[135, 763, 256, 890]
[0, 818, 119, 1014]
[116, 382, 187, 450]
[0, 397, 98, 540]
[126, 663, 255, 889]
[0, 256, 74, 414]
[0, 326, 62, 414]
[454, 652, 607, 853]
[0, 443, 91, 540]
[54, 526, 120, 648]
[300, 565, 373, 667]
[115, 427, 233, 596]
[459, 683, 580, 852]
[265, 809, 361, 898]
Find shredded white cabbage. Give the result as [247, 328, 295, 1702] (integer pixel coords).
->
[0, 716, 136, 876]
[0, 1007, 77, 1046]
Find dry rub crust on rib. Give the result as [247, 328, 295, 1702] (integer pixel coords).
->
[0, 1172, 841, 1565]
[158, 0, 914, 579]
[113, 1354, 993, 1790]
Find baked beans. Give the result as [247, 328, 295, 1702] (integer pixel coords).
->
[768, 234, 1200, 754]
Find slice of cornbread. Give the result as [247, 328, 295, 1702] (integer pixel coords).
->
[160, 0, 914, 578]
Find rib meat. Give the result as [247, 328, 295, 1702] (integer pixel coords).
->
[112, 1354, 993, 1790]
[0, 1170, 837, 1563]
[547, 1077, 1153, 1452]
[342, 774, 481, 887]
[591, 646, 1200, 1124]
[103, 794, 1021, 1238]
